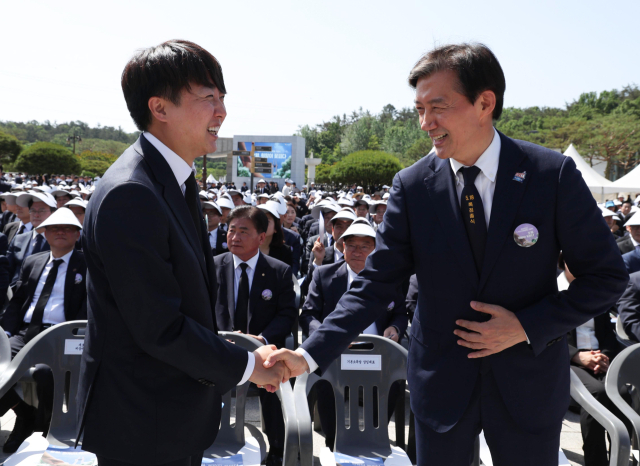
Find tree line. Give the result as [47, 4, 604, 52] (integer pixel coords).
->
[298, 85, 640, 186]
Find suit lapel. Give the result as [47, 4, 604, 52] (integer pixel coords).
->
[424, 157, 479, 288]
[249, 254, 268, 326]
[22, 254, 49, 317]
[63, 251, 79, 320]
[225, 254, 236, 324]
[136, 135, 209, 284]
[478, 132, 530, 292]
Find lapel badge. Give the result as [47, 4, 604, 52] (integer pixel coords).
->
[387, 301, 395, 311]
[513, 171, 527, 183]
[514, 223, 539, 247]
[261, 289, 272, 301]
[222, 242, 228, 249]
[74, 273, 83, 285]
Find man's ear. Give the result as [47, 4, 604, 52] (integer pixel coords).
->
[148, 96, 169, 123]
[476, 90, 496, 122]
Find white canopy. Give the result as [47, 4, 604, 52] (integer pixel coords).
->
[206, 174, 217, 184]
[563, 144, 617, 200]
[610, 163, 640, 193]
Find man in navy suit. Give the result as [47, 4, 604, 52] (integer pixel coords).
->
[213, 206, 297, 466]
[621, 214, 640, 273]
[76, 40, 284, 466]
[265, 44, 628, 465]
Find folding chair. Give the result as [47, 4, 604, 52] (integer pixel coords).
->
[204, 332, 298, 466]
[293, 334, 411, 466]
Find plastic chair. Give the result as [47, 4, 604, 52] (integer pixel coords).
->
[0, 321, 87, 447]
[286, 274, 301, 351]
[204, 332, 298, 466]
[606, 343, 640, 463]
[293, 334, 411, 466]
[615, 317, 635, 348]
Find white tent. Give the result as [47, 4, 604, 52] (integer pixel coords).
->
[610, 163, 640, 193]
[206, 174, 217, 184]
[563, 144, 617, 201]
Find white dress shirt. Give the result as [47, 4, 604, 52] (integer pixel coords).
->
[334, 248, 344, 263]
[145, 132, 256, 386]
[23, 250, 74, 326]
[631, 235, 640, 248]
[17, 221, 33, 235]
[208, 228, 218, 250]
[449, 127, 501, 227]
[233, 251, 260, 305]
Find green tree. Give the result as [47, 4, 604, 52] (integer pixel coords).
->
[314, 164, 334, 184]
[77, 150, 117, 176]
[14, 142, 81, 175]
[402, 138, 433, 167]
[330, 151, 403, 187]
[0, 131, 23, 165]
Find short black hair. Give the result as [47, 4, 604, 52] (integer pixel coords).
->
[408, 43, 506, 120]
[227, 206, 268, 234]
[27, 199, 56, 213]
[121, 39, 227, 131]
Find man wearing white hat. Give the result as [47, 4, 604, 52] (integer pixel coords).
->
[621, 214, 640, 273]
[51, 189, 73, 209]
[0, 207, 86, 453]
[308, 208, 356, 276]
[299, 217, 409, 449]
[3, 193, 32, 244]
[5, 192, 57, 289]
[254, 179, 269, 195]
[282, 179, 292, 197]
[301, 202, 342, 276]
[202, 201, 227, 257]
[216, 194, 235, 231]
[65, 199, 87, 227]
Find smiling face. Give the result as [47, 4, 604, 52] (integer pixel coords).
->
[415, 70, 495, 166]
[148, 83, 226, 163]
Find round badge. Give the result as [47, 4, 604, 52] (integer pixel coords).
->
[514, 223, 539, 248]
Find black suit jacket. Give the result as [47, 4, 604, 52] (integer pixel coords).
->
[209, 227, 228, 257]
[300, 261, 408, 340]
[617, 271, 640, 342]
[213, 252, 297, 349]
[77, 134, 249, 464]
[302, 233, 336, 278]
[4, 221, 23, 246]
[617, 234, 634, 255]
[6, 231, 49, 288]
[0, 250, 87, 335]
[0, 211, 16, 230]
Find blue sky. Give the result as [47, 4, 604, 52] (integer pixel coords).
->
[1, 0, 638, 137]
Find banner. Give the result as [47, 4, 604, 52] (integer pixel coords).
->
[235, 142, 292, 179]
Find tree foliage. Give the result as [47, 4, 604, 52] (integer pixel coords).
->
[14, 142, 81, 175]
[77, 151, 118, 176]
[314, 163, 334, 184]
[0, 131, 23, 165]
[330, 151, 403, 187]
[0, 120, 138, 145]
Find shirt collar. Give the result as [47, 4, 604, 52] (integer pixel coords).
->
[209, 227, 218, 235]
[631, 235, 640, 248]
[143, 132, 195, 188]
[450, 128, 501, 184]
[346, 264, 358, 281]
[233, 250, 260, 271]
[48, 249, 73, 265]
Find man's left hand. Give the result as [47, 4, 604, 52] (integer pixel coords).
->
[454, 301, 527, 358]
[383, 326, 399, 342]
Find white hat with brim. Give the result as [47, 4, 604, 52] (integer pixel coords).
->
[331, 209, 357, 224]
[216, 196, 235, 210]
[243, 193, 255, 206]
[202, 201, 222, 215]
[32, 185, 53, 194]
[601, 208, 615, 218]
[257, 179, 266, 185]
[64, 198, 87, 210]
[17, 192, 56, 208]
[258, 201, 281, 220]
[340, 218, 376, 240]
[50, 189, 74, 199]
[338, 197, 354, 207]
[382, 193, 390, 200]
[311, 200, 341, 220]
[624, 213, 640, 226]
[39, 207, 82, 230]
[369, 200, 387, 215]
[257, 193, 270, 199]
[0, 193, 18, 205]
[271, 195, 288, 216]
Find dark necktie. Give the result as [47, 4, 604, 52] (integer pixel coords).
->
[184, 173, 204, 247]
[17, 225, 25, 235]
[32, 234, 44, 254]
[234, 263, 249, 334]
[24, 259, 64, 342]
[459, 166, 487, 276]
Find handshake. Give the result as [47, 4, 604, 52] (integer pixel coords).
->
[248, 345, 310, 393]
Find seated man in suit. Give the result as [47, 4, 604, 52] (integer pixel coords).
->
[213, 206, 297, 466]
[0, 208, 86, 453]
[301, 203, 347, 278]
[0, 194, 17, 230]
[3, 193, 32, 244]
[617, 271, 640, 342]
[202, 200, 228, 257]
[617, 209, 639, 254]
[307, 208, 356, 277]
[5, 192, 57, 291]
[300, 218, 409, 449]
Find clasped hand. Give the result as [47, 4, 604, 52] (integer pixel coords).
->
[454, 301, 528, 358]
[249, 345, 288, 393]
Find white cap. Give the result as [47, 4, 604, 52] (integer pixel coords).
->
[64, 198, 87, 210]
[257, 179, 266, 184]
[0, 193, 18, 205]
[331, 208, 357, 223]
[382, 185, 390, 189]
[258, 201, 281, 220]
[369, 200, 387, 215]
[17, 191, 57, 208]
[243, 193, 255, 205]
[338, 197, 354, 207]
[50, 188, 74, 199]
[202, 201, 222, 215]
[614, 200, 623, 206]
[340, 218, 376, 240]
[216, 195, 235, 210]
[271, 195, 288, 216]
[382, 193, 390, 200]
[311, 199, 341, 219]
[624, 213, 640, 226]
[199, 190, 209, 200]
[32, 185, 53, 194]
[39, 207, 82, 230]
[257, 193, 270, 199]
[228, 189, 243, 197]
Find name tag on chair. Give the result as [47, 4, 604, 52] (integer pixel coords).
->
[340, 354, 381, 371]
[64, 340, 84, 355]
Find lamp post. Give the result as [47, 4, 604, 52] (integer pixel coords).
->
[66, 131, 82, 154]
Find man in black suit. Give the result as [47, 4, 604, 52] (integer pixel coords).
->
[213, 206, 296, 466]
[300, 218, 408, 449]
[304, 208, 355, 277]
[5, 192, 56, 290]
[3, 193, 32, 244]
[0, 208, 87, 453]
[617, 271, 640, 342]
[202, 200, 228, 256]
[254, 179, 269, 194]
[76, 40, 284, 466]
[0, 194, 16, 229]
[617, 211, 640, 254]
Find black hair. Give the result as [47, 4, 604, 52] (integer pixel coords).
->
[121, 39, 226, 131]
[227, 206, 268, 234]
[408, 43, 506, 120]
[264, 211, 285, 247]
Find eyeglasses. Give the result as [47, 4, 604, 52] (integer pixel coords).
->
[46, 225, 78, 233]
[29, 209, 49, 215]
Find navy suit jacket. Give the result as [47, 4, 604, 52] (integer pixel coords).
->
[213, 252, 296, 348]
[300, 131, 628, 434]
[6, 231, 49, 288]
[622, 248, 640, 274]
[300, 261, 408, 339]
[617, 271, 640, 342]
[77, 134, 249, 464]
[283, 227, 302, 276]
[1, 250, 87, 335]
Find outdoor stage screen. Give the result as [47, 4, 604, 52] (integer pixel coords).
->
[235, 142, 292, 179]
